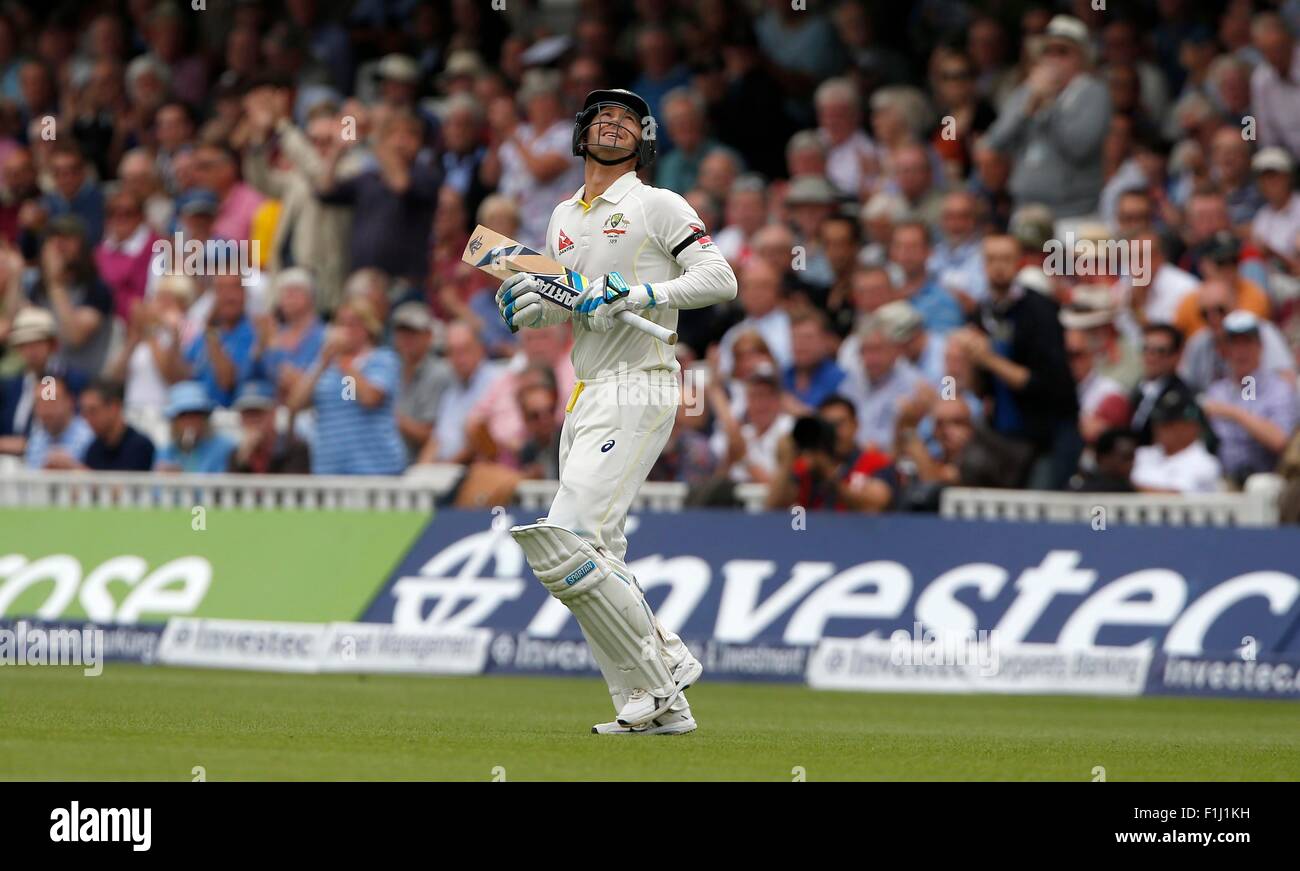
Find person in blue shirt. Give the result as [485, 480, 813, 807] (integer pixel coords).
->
[285, 296, 406, 475]
[783, 310, 846, 411]
[890, 221, 965, 334]
[24, 371, 94, 469]
[154, 381, 237, 473]
[184, 272, 257, 406]
[257, 267, 326, 390]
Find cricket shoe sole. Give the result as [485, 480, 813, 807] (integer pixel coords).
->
[592, 715, 697, 736]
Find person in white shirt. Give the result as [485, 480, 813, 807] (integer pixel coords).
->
[494, 89, 737, 736]
[711, 364, 794, 484]
[1250, 148, 1300, 270]
[1131, 389, 1223, 493]
[815, 77, 878, 197]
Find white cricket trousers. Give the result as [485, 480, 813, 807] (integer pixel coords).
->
[544, 366, 694, 705]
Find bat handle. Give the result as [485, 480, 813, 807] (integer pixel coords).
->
[618, 310, 677, 345]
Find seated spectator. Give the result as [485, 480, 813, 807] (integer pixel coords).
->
[27, 217, 115, 377]
[94, 189, 159, 323]
[41, 144, 105, 243]
[1062, 302, 1133, 446]
[767, 413, 892, 512]
[80, 378, 156, 472]
[1124, 231, 1198, 327]
[182, 272, 256, 407]
[418, 320, 506, 464]
[258, 268, 326, 395]
[1200, 311, 1300, 483]
[1178, 279, 1295, 391]
[391, 301, 451, 461]
[286, 297, 407, 475]
[1071, 427, 1139, 493]
[876, 299, 946, 387]
[1250, 147, 1300, 277]
[710, 363, 794, 485]
[656, 88, 726, 195]
[716, 260, 793, 375]
[841, 314, 924, 450]
[516, 380, 562, 480]
[889, 221, 964, 334]
[783, 310, 845, 413]
[836, 267, 897, 370]
[1, 306, 79, 456]
[155, 381, 237, 473]
[1132, 391, 1224, 493]
[465, 322, 573, 463]
[1130, 324, 1212, 448]
[713, 175, 767, 268]
[816, 77, 878, 198]
[227, 381, 310, 474]
[24, 372, 93, 470]
[649, 392, 719, 490]
[104, 273, 194, 416]
[1173, 232, 1270, 338]
[894, 394, 1034, 508]
[929, 190, 988, 309]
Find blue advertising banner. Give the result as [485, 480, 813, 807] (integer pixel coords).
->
[359, 510, 1300, 689]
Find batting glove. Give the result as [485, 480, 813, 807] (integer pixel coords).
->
[496, 273, 547, 330]
[573, 272, 656, 333]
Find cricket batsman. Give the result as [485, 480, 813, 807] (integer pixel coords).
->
[495, 89, 737, 735]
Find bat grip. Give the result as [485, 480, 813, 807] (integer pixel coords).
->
[618, 310, 677, 345]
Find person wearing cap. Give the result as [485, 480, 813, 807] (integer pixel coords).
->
[0, 307, 81, 456]
[155, 380, 237, 473]
[783, 175, 839, 290]
[259, 267, 325, 392]
[227, 380, 309, 474]
[29, 216, 116, 378]
[1251, 147, 1300, 270]
[23, 370, 94, 470]
[103, 272, 194, 415]
[1062, 304, 1132, 446]
[1173, 231, 1271, 339]
[876, 298, 947, 387]
[1201, 309, 1300, 482]
[80, 378, 156, 472]
[492, 69, 584, 249]
[41, 144, 105, 244]
[985, 14, 1111, 218]
[390, 300, 452, 460]
[1178, 278, 1296, 392]
[1131, 388, 1224, 493]
[285, 296, 407, 475]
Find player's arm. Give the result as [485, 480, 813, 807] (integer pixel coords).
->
[640, 191, 738, 310]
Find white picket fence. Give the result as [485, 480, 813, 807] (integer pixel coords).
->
[0, 462, 1284, 525]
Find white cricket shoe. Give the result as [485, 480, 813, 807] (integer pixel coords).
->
[593, 697, 696, 735]
[615, 655, 703, 728]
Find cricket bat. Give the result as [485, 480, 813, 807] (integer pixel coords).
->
[462, 224, 677, 345]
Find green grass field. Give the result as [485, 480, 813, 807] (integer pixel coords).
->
[2, 664, 1298, 780]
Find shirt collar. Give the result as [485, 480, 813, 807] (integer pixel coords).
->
[564, 170, 640, 208]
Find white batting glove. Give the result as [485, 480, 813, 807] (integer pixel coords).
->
[572, 272, 656, 333]
[496, 273, 547, 331]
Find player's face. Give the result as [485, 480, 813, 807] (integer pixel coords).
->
[587, 104, 640, 161]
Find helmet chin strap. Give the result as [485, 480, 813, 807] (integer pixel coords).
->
[583, 144, 637, 166]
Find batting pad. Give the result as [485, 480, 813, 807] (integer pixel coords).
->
[511, 523, 675, 699]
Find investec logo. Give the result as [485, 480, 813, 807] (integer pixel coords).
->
[50, 802, 151, 851]
[388, 525, 1300, 653]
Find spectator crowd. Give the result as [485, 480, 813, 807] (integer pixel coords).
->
[2, 0, 1300, 518]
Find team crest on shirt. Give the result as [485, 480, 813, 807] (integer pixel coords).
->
[557, 230, 574, 254]
[602, 213, 629, 243]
